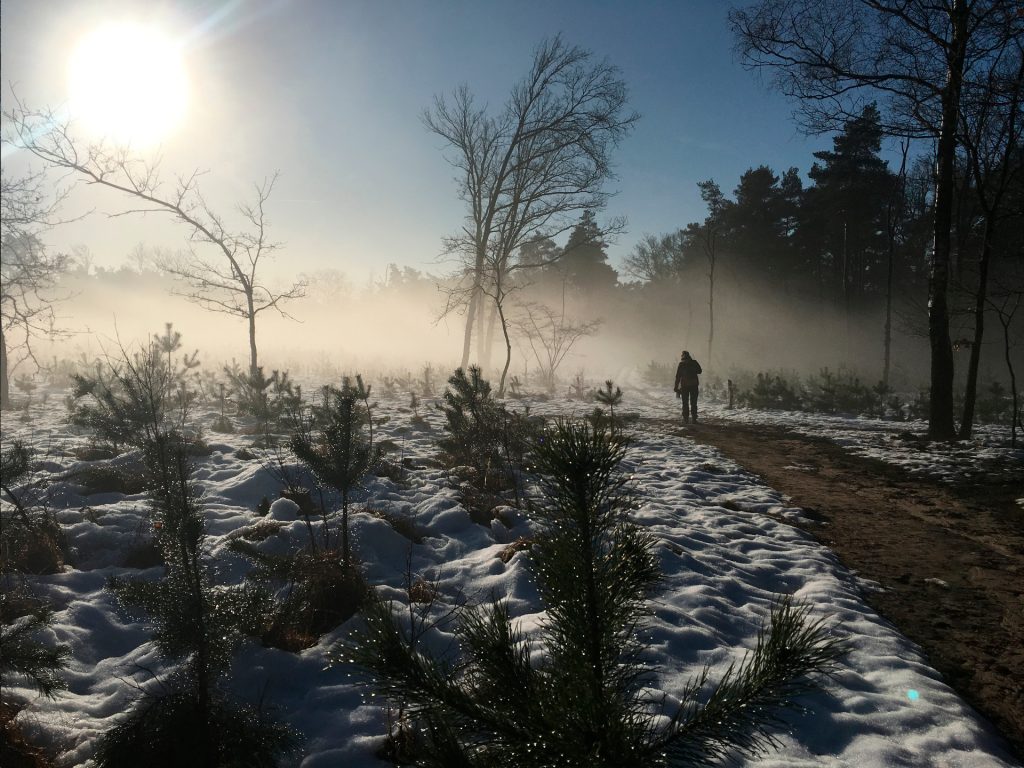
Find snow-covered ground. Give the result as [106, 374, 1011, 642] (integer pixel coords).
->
[3, 385, 1021, 767]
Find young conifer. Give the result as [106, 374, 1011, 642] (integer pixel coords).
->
[224, 365, 301, 443]
[70, 328, 199, 452]
[593, 379, 623, 424]
[0, 590, 70, 699]
[93, 431, 296, 767]
[3, 445, 68, 698]
[1, 441, 66, 573]
[290, 378, 377, 567]
[233, 379, 377, 649]
[342, 420, 843, 767]
[437, 366, 507, 486]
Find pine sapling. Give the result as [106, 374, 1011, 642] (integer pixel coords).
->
[1, 442, 66, 574]
[0, 588, 70, 700]
[94, 431, 295, 768]
[211, 382, 234, 433]
[342, 420, 844, 767]
[290, 378, 376, 568]
[593, 379, 623, 424]
[70, 329, 200, 452]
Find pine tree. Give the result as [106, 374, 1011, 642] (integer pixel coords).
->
[437, 367, 506, 484]
[70, 328, 200, 452]
[224, 365, 301, 443]
[1, 441, 65, 573]
[803, 104, 894, 304]
[593, 380, 623, 425]
[0, 589, 70, 698]
[290, 378, 377, 568]
[557, 211, 619, 294]
[93, 431, 296, 767]
[0, 585, 71, 768]
[342, 421, 843, 767]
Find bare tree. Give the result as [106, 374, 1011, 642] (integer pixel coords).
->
[730, 0, 1023, 439]
[513, 301, 602, 393]
[3, 102, 305, 375]
[694, 180, 726, 367]
[957, 37, 1024, 438]
[987, 280, 1022, 447]
[0, 169, 71, 409]
[426, 35, 637, 384]
[882, 140, 911, 389]
[622, 231, 686, 284]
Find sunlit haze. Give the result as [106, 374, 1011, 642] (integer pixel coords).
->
[1, 0, 830, 280]
[68, 21, 189, 147]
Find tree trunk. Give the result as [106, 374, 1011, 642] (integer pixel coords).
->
[481, 300, 498, 374]
[995, 304, 1020, 448]
[460, 283, 480, 370]
[496, 300, 513, 398]
[707, 257, 715, 367]
[927, 0, 968, 441]
[959, 216, 994, 439]
[884, 143, 909, 390]
[883, 239, 895, 389]
[247, 292, 259, 376]
[0, 326, 10, 411]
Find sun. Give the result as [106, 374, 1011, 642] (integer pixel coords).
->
[68, 21, 189, 148]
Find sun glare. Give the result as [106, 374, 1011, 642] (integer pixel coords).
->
[68, 21, 189, 147]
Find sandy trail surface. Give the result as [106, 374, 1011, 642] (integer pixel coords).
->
[664, 417, 1024, 761]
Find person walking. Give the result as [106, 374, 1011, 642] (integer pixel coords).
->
[674, 350, 702, 423]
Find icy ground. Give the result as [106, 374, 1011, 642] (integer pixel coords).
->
[3, 386, 1021, 767]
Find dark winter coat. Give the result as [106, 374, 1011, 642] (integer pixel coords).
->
[674, 358, 702, 389]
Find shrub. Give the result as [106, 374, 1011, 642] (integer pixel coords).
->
[232, 542, 366, 652]
[642, 360, 676, 389]
[365, 507, 424, 544]
[977, 380, 1012, 424]
[805, 367, 874, 415]
[68, 463, 148, 496]
[342, 420, 844, 767]
[92, 686, 297, 768]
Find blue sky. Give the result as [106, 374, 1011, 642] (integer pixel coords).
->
[2, 0, 839, 281]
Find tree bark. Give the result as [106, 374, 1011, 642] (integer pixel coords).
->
[497, 299, 513, 398]
[246, 291, 259, 375]
[959, 217, 994, 439]
[707, 255, 715, 367]
[883, 238, 895, 389]
[927, 0, 968, 441]
[460, 284, 480, 370]
[482, 300, 499, 374]
[883, 143, 909, 390]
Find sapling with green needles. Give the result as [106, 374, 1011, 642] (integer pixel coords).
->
[341, 420, 844, 767]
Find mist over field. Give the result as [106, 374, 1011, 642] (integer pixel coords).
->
[30, 257, 954, 398]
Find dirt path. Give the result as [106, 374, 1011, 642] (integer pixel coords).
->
[657, 417, 1024, 761]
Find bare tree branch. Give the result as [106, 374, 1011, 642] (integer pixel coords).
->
[426, 35, 637, 393]
[2, 98, 306, 373]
